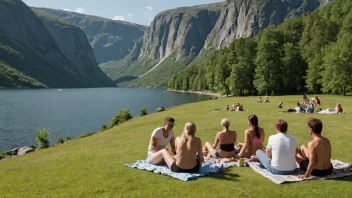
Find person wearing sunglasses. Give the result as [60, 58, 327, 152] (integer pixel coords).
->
[147, 117, 176, 165]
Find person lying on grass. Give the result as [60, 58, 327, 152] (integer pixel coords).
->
[237, 115, 265, 158]
[147, 117, 176, 165]
[256, 119, 297, 175]
[202, 118, 237, 158]
[149, 122, 204, 173]
[296, 118, 333, 179]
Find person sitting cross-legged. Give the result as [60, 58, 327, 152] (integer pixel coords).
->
[203, 119, 237, 158]
[296, 118, 333, 178]
[256, 119, 297, 175]
[237, 115, 265, 158]
[151, 122, 204, 173]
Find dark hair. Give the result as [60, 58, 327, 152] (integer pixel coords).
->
[164, 117, 175, 123]
[308, 118, 322, 134]
[275, 120, 288, 133]
[297, 102, 300, 106]
[248, 115, 260, 138]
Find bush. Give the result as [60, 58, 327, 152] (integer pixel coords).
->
[57, 137, 64, 144]
[140, 107, 148, 116]
[76, 132, 95, 139]
[109, 108, 133, 128]
[65, 136, 72, 141]
[99, 124, 107, 132]
[35, 128, 49, 149]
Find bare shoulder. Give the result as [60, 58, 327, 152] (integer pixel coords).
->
[230, 130, 237, 135]
[308, 139, 319, 149]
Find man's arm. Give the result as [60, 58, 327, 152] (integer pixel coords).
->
[169, 136, 176, 155]
[300, 142, 316, 178]
[150, 136, 164, 152]
[266, 136, 272, 158]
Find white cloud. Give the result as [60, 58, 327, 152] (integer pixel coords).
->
[74, 7, 85, 14]
[145, 6, 153, 11]
[113, 15, 125, 21]
[62, 8, 70, 11]
[128, 14, 133, 17]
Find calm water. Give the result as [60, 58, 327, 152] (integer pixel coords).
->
[0, 88, 211, 151]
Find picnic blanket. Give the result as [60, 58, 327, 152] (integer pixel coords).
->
[204, 157, 240, 168]
[248, 159, 352, 184]
[125, 160, 227, 181]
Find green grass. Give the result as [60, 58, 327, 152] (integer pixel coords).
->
[0, 95, 351, 197]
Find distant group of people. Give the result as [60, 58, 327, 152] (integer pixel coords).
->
[257, 96, 270, 103]
[226, 103, 244, 111]
[146, 116, 333, 178]
[288, 95, 344, 114]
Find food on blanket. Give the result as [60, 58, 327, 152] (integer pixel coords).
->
[239, 158, 245, 167]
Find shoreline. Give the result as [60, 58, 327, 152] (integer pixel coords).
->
[167, 89, 222, 98]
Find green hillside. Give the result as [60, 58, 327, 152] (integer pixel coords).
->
[0, 95, 351, 197]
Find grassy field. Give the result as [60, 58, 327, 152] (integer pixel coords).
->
[0, 95, 351, 197]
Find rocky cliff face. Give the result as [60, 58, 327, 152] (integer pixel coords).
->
[205, 0, 322, 49]
[140, 2, 225, 61]
[36, 8, 146, 65]
[0, 0, 113, 88]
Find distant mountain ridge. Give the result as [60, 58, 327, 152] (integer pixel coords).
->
[0, 0, 113, 88]
[101, 0, 327, 88]
[36, 8, 147, 65]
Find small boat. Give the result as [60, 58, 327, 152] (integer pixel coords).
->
[58, 89, 63, 91]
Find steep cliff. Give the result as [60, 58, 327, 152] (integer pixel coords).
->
[205, 0, 322, 49]
[36, 8, 146, 65]
[0, 0, 113, 88]
[110, 2, 225, 86]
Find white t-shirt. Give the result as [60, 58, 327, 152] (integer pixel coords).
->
[148, 127, 174, 154]
[267, 133, 297, 171]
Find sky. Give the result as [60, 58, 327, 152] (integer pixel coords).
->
[23, 0, 223, 26]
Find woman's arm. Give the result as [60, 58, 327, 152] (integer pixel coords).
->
[212, 133, 220, 149]
[238, 131, 250, 158]
[198, 139, 204, 164]
[260, 129, 265, 144]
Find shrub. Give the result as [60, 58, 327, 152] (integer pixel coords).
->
[109, 108, 133, 128]
[140, 107, 148, 117]
[65, 136, 72, 141]
[76, 132, 95, 139]
[99, 124, 107, 132]
[57, 137, 64, 144]
[35, 128, 49, 149]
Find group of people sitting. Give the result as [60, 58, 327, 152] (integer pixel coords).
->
[146, 116, 333, 178]
[288, 95, 343, 114]
[226, 103, 244, 111]
[257, 96, 270, 103]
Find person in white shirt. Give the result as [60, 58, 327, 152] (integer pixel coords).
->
[256, 119, 297, 175]
[147, 117, 176, 165]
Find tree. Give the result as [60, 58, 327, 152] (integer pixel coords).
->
[254, 27, 283, 95]
[322, 32, 352, 95]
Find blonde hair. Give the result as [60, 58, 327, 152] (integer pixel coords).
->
[221, 118, 230, 129]
[179, 122, 196, 147]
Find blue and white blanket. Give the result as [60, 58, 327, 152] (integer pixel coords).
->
[125, 160, 230, 181]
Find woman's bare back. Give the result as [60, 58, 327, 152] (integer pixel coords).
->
[175, 136, 200, 169]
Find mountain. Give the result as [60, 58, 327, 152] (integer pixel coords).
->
[36, 8, 147, 65]
[204, 0, 323, 50]
[0, 0, 114, 88]
[102, 0, 326, 88]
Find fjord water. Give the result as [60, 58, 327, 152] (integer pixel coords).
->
[0, 88, 211, 151]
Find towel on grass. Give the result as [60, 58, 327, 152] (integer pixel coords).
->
[204, 157, 249, 168]
[125, 160, 227, 181]
[248, 159, 352, 184]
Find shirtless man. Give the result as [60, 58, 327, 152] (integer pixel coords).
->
[146, 117, 176, 165]
[296, 118, 333, 178]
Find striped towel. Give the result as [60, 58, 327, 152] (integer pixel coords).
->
[248, 159, 352, 184]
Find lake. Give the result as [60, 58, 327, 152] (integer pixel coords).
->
[0, 88, 212, 151]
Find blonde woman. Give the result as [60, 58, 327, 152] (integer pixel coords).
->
[203, 119, 237, 158]
[151, 122, 204, 173]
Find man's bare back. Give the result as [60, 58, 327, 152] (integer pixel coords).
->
[308, 136, 331, 170]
